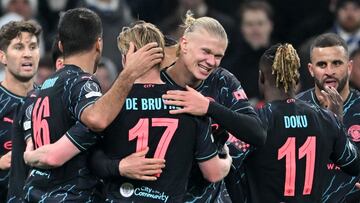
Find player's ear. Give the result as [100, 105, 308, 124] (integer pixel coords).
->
[58, 41, 64, 53]
[308, 63, 314, 77]
[259, 70, 265, 84]
[0, 50, 7, 65]
[180, 36, 188, 54]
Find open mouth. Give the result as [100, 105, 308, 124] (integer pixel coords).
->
[21, 62, 33, 70]
[199, 64, 211, 73]
[324, 78, 337, 88]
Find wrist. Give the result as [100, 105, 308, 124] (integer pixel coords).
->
[119, 68, 138, 82]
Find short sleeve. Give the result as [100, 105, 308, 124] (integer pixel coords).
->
[194, 117, 218, 162]
[68, 74, 102, 119]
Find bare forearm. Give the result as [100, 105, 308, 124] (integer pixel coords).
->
[81, 70, 136, 131]
[24, 136, 81, 169]
[24, 146, 53, 169]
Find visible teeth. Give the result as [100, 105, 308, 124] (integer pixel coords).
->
[199, 65, 209, 71]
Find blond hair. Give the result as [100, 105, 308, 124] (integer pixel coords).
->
[261, 43, 300, 93]
[117, 21, 165, 58]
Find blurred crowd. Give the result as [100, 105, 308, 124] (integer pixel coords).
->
[0, 0, 359, 103]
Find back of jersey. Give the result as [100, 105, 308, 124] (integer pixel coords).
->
[25, 65, 102, 202]
[245, 98, 359, 203]
[101, 84, 217, 203]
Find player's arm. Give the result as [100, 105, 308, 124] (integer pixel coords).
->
[24, 122, 98, 169]
[0, 151, 11, 170]
[24, 135, 80, 169]
[198, 144, 232, 182]
[89, 147, 165, 181]
[195, 117, 232, 182]
[163, 85, 266, 146]
[80, 42, 163, 132]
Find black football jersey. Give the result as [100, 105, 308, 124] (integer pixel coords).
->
[161, 67, 256, 203]
[101, 84, 218, 203]
[7, 90, 36, 203]
[245, 99, 360, 203]
[297, 88, 360, 202]
[23, 65, 102, 202]
[0, 84, 24, 201]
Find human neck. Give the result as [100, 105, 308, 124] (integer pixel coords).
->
[2, 74, 33, 97]
[63, 52, 97, 74]
[264, 86, 294, 102]
[166, 59, 202, 88]
[134, 67, 163, 84]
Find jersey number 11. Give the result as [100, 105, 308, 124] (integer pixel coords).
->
[278, 136, 316, 196]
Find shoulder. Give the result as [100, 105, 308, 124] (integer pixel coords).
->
[296, 88, 314, 100]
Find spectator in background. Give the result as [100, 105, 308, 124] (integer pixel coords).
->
[299, 0, 360, 91]
[0, 0, 46, 57]
[0, 0, 37, 27]
[78, 0, 134, 70]
[350, 48, 360, 90]
[332, 0, 360, 54]
[159, 0, 237, 64]
[224, 0, 274, 103]
[37, 0, 80, 51]
[95, 57, 118, 93]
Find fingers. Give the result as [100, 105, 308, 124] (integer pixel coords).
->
[139, 42, 160, 52]
[185, 85, 196, 92]
[136, 175, 158, 181]
[142, 158, 166, 165]
[165, 90, 187, 96]
[169, 109, 187, 114]
[134, 147, 149, 157]
[163, 99, 185, 107]
[127, 42, 135, 54]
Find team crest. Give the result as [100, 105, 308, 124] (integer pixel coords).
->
[348, 125, 360, 142]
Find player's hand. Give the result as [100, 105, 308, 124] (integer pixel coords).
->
[222, 144, 232, 163]
[319, 86, 343, 119]
[356, 182, 360, 189]
[119, 147, 165, 181]
[221, 144, 232, 174]
[25, 137, 34, 152]
[0, 151, 11, 170]
[122, 42, 163, 80]
[162, 85, 210, 116]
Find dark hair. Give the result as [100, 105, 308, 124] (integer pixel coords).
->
[239, 0, 274, 22]
[310, 33, 349, 58]
[350, 47, 360, 59]
[336, 0, 360, 11]
[0, 20, 42, 51]
[51, 37, 63, 66]
[58, 8, 102, 57]
[39, 54, 56, 71]
[260, 43, 300, 93]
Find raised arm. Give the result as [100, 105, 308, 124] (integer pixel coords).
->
[81, 42, 163, 132]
